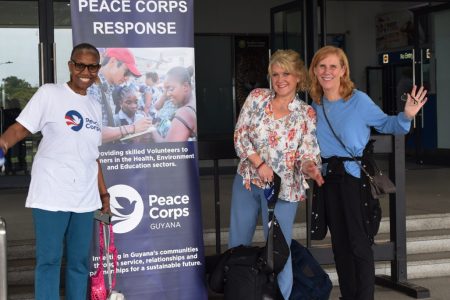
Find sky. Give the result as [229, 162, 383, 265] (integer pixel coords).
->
[0, 28, 73, 87]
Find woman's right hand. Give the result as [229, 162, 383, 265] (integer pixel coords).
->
[257, 163, 274, 183]
[134, 118, 153, 133]
[302, 160, 325, 187]
[0, 138, 8, 154]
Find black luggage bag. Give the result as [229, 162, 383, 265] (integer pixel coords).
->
[208, 174, 288, 300]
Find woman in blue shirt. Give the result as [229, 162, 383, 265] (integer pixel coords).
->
[308, 45, 427, 300]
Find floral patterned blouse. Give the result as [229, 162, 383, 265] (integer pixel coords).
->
[234, 88, 321, 202]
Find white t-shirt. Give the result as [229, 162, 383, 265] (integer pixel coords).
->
[17, 83, 103, 212]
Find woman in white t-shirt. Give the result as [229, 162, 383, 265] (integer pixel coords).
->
[0, 43, 110, 300]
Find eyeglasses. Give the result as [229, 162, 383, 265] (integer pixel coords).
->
[69, 60, 101, 73]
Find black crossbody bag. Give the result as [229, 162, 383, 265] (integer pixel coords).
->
[321, 104, 396, 199]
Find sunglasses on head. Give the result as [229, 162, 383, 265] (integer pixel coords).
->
[69, 59, 101, 73]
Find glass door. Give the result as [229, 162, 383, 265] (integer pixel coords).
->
[413, 4, 450, 164]
[0, 0, 74, 181]
[0, 1, 40, 177]
[271, 0, 313, 101]
[429, 9, 450, 153]
[270, 1, 305, 56]
[377, 49, 422, 162]
[54, 1, 73, 84]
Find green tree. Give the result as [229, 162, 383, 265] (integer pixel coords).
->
[2, 76, 38, 108]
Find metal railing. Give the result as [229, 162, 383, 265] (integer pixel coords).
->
[198, 139, 236, 254]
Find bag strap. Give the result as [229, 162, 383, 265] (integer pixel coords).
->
[173, 115, 197, 138]
[266, 172, 281, 218]
[104, 224, 118, 291]
[264, 172, 282, 273]
[97, 224, 105, 272]
[321, 103, 373, 180]
[110, 224, 118, 290]
[265, 215, 280, 273]
[266, 193, 279, 273]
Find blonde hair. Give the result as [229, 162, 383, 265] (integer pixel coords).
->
[268, 49, 309, 92]
[308, 46, 355, 104]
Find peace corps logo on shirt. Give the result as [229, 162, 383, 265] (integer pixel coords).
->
[65, 110, 83, 132]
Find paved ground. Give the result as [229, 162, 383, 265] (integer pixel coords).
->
[331, 276, 450, 300]
[209, 276, 450, 300]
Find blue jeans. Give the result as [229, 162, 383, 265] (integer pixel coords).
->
[32, 209, 95, 300]
[229, 174, 298, 300]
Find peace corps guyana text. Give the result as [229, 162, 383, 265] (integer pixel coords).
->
[148, 194, 190, 230]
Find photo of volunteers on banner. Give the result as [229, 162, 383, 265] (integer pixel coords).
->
[89, 47, 196, 144]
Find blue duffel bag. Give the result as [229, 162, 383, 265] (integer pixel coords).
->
[289, 240, 332, 300]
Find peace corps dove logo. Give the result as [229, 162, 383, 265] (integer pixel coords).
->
[65, 110, 83, 131]
[108, 184, 145, 234]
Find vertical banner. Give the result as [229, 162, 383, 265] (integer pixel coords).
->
[70, 1, 207, 299]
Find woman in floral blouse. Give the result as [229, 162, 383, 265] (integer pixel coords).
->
[228, 49, 324, 299]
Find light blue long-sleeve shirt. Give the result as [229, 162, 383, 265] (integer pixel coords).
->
[312, 89, 411, 177]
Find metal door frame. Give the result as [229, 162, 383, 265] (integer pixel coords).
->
[270, 0, 322, 67]
[411, 3, 450, 164]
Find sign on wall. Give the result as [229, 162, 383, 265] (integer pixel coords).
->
[376, 10, 413, 52]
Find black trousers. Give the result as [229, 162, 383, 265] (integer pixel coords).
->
[323, 173, 375, 300]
